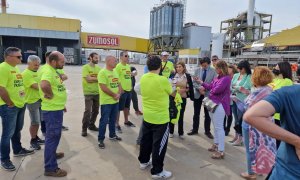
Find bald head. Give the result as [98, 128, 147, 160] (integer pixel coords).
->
[105, 55, 117, 70]
[48, 51, 65, 69]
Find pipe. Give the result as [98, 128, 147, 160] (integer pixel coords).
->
[247, 0, 255, 26]
[1, 0, 7, 14]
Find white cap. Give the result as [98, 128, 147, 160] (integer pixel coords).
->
[161, 51, 169, 56]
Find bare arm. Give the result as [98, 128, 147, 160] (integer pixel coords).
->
[40, 80, 53, 99]
[244, 100, 300, 159]
[30, 83, 39, 90]
[60, 74, 68, 81]
[99, 84, 119, 100]
[0, 86, 14, 107]
[85, 75, 98, 83]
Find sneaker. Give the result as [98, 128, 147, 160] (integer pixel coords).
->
[14, 148, 35, 157]
[140, 159, 152, 170]
[56, 152, 64, 159]
[98, 140, 105, 149]
[1, 160, 16, 171]
[30, 140, 41, 150]
[116, 126, 122, 133]
[124, 121, 136, 127]
[62, 125, 69, 131]
[169, 134, 174, 138]
[179, 135, 184, 139]
[81, 131, 88, 137]
[36, 136, 45, 145]
[88, 125, 99, 131]
[44, 168, 67, 177]
[152, 170, 172, 179]
[187, 131, 198, 136]
[109, 135, 122, 141]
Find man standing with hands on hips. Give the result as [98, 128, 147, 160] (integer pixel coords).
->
[40, 51, 68, 177]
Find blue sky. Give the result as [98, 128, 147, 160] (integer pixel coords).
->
[6, 0, 300, 38]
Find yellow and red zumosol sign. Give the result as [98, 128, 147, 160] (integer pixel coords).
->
[87, 35, 120, 47]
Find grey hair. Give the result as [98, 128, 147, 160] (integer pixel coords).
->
[4, 47, 21, 57]
[27, 55, 41, 64]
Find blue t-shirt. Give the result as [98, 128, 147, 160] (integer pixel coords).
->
[264, 85, 300, 179]
[144, 65, 149, 74]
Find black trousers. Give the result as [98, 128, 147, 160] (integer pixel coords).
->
[169, 98, 187, 135]
[82, 95, 99, 131]
[223, 106, 233, 134]
[131, 89, 140, 112]
[138, 121, 169, 175]
[192, 95, 211, 133]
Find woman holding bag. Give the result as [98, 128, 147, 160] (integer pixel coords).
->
[198, 60, 231, 159]
[169, 61, 194, 139]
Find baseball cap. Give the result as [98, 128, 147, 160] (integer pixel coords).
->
[161, 51, 169, 56]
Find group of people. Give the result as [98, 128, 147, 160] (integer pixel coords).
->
[0, 46, 300, 179]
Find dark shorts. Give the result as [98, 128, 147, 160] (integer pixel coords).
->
[119, 91, 132, 111]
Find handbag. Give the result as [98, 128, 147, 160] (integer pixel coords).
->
[203, 97, 218, 113]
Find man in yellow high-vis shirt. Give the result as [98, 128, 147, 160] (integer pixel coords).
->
[0, 47, 34, 171]
[40, 51, 67, 177]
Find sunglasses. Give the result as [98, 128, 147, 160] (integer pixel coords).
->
[124, 55, 129, 58]
[9, 55, 22, 60]
[212, 59, 217, 61]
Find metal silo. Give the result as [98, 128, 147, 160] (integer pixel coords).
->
[157, 7, 162, 37]
[153, 9, 157, 38]
[149, 11, 154, 38]
[172, 6, 180, 36]
[161, 6, 166, 35]
[166, 5, 173, 36]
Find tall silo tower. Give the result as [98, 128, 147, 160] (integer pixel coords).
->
[149, 1, 185, 53]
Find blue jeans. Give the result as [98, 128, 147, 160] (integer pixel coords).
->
[232, 102, 243, 135]
[98, 103, 119, 141]
[43, 110, 63, 172]
[0, 105, 25, 161]
[242, 124, 254, 175]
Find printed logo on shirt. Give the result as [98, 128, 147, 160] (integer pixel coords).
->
[57, 84, 66, 92]
[16, 74, 23, 79]
[11, 71, 16, 74]
[125, 71, 131, 79]
[14, 80, 23, 87]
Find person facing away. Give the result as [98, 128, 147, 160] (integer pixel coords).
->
[244, 84, 300, 179]
[138, 55, 175, 179]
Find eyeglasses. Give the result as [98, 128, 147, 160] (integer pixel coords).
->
[212, 59, 217, 61]
[124, 55, 129, 58]
[9, 55, 22, 60]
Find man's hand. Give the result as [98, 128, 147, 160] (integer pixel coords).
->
[113, 93, 120, 101]
[44, 94, 53, 99]
[64, 107, 67, 113]
[7, 102, 15, 108]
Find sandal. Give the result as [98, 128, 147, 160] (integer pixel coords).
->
[211, 151, 225, 159]
[240, 172, 257, 180]
[208, 144, 218, 152]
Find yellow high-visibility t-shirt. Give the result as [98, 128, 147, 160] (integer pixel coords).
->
[40, 66, 67, 111]
[115, 63, 132, 91]
[0, 62, 25, 108]
[82, 64, 101, 95]
[161, 61, 174, 78]
[22, 69, 40, 104]
[141, 72, 172, 124]
[97, 69, 119, 105]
